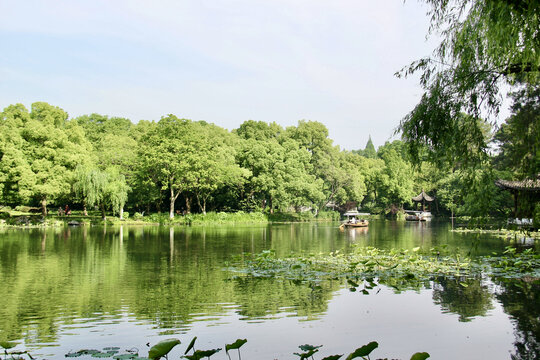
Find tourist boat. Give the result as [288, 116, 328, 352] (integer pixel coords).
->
[405, 210, 432, 221]
[339, 211, 369, 229]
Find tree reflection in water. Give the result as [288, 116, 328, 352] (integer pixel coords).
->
[495, 278, 540, 360]
[432, 277, 494, 322]
[0, 224, 539, 359]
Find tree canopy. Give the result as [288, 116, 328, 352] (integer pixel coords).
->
[0, 97, 533, 219]
[398, 0, 540, 167]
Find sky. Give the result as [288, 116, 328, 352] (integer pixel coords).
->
[0, 0, 441, 151]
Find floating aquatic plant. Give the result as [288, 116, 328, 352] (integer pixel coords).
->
[148, 339, 180, 360]
[346, 341, 378, 360]
[225, 339, 247, 360]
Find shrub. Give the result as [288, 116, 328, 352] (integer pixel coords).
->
[148, 213, 168, 224]
[133, 212, 144, 220]
[0, 210, 10, 219]
[534, 203, 540, 229]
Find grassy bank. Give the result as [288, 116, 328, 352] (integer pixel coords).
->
[0, 208, 341, 227]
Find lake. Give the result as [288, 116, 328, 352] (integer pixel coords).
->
[1, 221, 538, 360]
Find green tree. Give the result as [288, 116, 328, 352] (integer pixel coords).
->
[362, 136, 377, 159]
[358, 156, 386, 213]
[73, 165, 130, 220]
[398, 0, 539, 167]
[187, 122, 249, 214]
[137, 115, 197, 218]
[0, 103, 91, 215]
[0, 104, 33, 205]
[74, 113, 137, 216]
[73, 166, 109, 219]
[494, 85, 540, 179]
[376, 141, 415, 211]
[236, 135, 323, 213]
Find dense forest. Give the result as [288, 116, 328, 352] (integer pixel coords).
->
[0, 85, 537, 220]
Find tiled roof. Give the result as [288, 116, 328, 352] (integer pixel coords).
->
[412, 190, 434, 202]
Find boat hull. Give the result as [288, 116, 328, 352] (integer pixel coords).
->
[341, 221, 369, 228]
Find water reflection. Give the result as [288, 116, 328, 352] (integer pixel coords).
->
[0, 222, 538, 359]
[432, 277, 494, 322]
[495, 278, 540, 360]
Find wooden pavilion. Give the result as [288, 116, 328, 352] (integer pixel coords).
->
[412, 190, 434, 212]
[495, 175, 540, 218]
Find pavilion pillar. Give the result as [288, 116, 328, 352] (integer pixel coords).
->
[513, 190, 518, 218]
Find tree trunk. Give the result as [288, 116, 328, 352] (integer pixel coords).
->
[101, 203, 106, 220]
[119, 207, 124, 220]
[196, 193, 203, 214]
[41, 198, 48, 217]
[195, 193, 207, 215]
[169, 186, 181, 219]
[83, 202, 88, 216]
[169, 189, 175, 219]
[185, 196, 191, 214]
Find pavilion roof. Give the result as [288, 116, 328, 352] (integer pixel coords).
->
[495, 176, 540, 191]
[412, 190, 434, 202]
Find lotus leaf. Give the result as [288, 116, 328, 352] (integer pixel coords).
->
[410, 352, 430, 360]
[294, 349, 319, 359]
[298, 344, 322, 351]
[65, 352, 83, 358]
[0, 341, 16, 349]
[92, 352, 112, 358]
[148, 339, 181, 359]
[346, 341, 378, 360]
[225, 339, 247, 353]
[321, 356, 343, 360]
[197, 348, 221, 358]
[185, 337, 197, 355]
[113, 354, 137, 359]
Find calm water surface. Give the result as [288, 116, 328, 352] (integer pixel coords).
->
[1, 221, 538, 359]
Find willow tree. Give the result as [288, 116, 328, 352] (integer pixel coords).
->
[398, 0, 539, 167]
[73, 166, 108, 219]
[73, 166, 130, 220]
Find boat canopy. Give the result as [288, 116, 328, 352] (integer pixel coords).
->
[343, 211, 370, 217]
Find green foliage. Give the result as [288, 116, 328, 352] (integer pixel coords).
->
[234, 245, 540, 294]
[494, 84, 540, 179]
[397, 0, 539, 168]
[53, 341, 430, 360]
[346, 342, 378, 360]
[148, 338, 180, 359]
[321, 356, 343, 360]
[133, 212, 144, 220]
[184, 348, 221, 360]
[2, 100, 527, 219]
[353, 136, 377, 159]
[0, 102, 92, 215]
[376, 141, 414, 210]
[534, 204, 540, 229]
[225, 339, 247, 353]
[410, 352, 430, 360]
[185, 337, 197, 355]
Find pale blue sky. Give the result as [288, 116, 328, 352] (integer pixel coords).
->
[1, 0, 439, 150]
